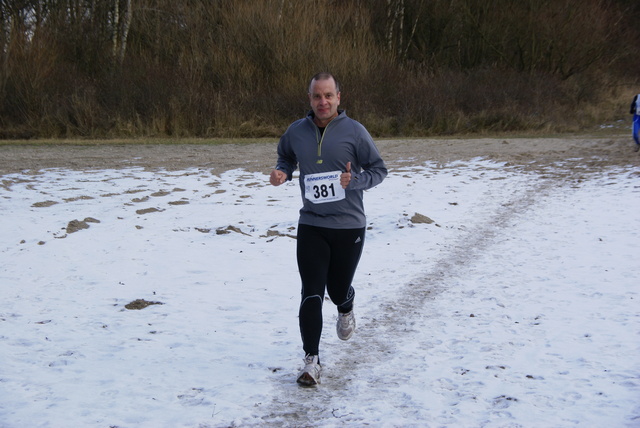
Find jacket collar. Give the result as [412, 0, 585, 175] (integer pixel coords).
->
[306, 109, 346, 125]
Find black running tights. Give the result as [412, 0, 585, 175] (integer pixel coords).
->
[296, 224, 366, 357]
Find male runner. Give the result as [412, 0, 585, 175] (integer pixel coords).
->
[270, 72, 387, 385]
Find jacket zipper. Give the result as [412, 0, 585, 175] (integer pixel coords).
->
[315, 121, 331, 164]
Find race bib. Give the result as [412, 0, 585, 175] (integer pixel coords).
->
[304, 170, 345, 204]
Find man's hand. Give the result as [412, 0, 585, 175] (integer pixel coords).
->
[340, 162, 351, 189]
[270, 169, 287, 186]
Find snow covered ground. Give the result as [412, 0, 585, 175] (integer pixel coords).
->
[1, 155, 638, 427]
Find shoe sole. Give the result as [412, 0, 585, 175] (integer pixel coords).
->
[338, 329, 354, 340]
[297, 372, 319, 386]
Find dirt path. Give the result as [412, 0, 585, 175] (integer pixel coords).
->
[0, 135, 637, 176]
[256, 174, 564, 426]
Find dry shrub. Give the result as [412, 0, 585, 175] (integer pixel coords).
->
[0, 0, 637, 138]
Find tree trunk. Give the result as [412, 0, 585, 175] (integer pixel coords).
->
[118, 0, 132, 65]
[112, 0, 132, 66]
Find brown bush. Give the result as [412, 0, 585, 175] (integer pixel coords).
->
[0, 0, 638, 139]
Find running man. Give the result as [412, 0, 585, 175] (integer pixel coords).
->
[270, 72, 387, 386]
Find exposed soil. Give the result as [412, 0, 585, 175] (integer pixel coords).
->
[0, 135, 638, 176]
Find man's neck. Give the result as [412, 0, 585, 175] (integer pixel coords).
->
[313, 113, 338, 128]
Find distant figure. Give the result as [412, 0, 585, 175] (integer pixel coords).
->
[630, 94, 640, 152]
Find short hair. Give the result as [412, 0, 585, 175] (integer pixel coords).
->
[308, 72, 341, 94]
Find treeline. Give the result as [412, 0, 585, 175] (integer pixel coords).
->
[1, 0, 639, 139]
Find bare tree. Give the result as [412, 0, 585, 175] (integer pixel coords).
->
[112, 0, 132, 66]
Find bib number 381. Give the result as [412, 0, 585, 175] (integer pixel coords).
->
[304, 170, 345, 204]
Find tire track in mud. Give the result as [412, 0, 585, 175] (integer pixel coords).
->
[255, 174, 561, 427]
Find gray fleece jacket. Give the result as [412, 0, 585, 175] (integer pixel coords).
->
[275, 110, 387, 229]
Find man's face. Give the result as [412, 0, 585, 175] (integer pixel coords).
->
[309, 77, 340, 127]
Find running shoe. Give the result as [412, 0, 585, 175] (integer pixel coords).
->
[336, 310, 356, 340]
[297, 354, 321, 386]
